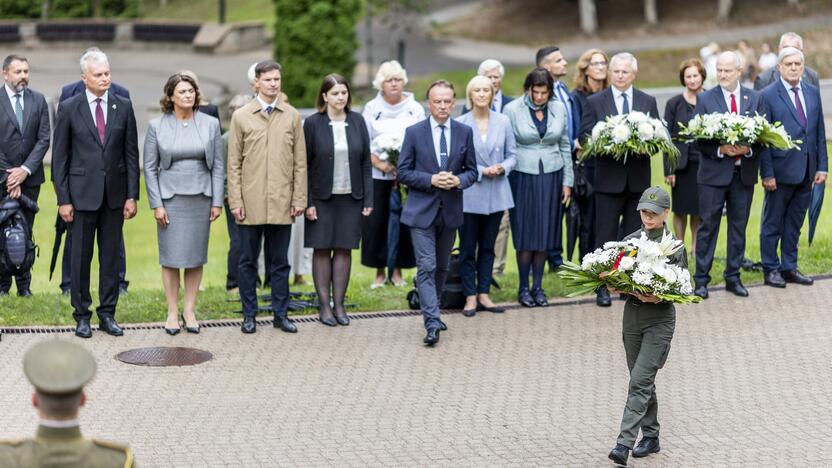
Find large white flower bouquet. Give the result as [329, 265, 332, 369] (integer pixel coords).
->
[580, 111, 680, 166]
[557, 231, 701, 304]
[678, 112, 799, 150]
[372, 131, 405, 167]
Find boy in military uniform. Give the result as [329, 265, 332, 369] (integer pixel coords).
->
[0, 340, 136, 467]
[607, 186, 686, 467]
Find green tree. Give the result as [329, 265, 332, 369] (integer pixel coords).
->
[273, 0, 362, 107]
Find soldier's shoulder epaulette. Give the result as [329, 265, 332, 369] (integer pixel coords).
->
[92, 439, 134, 467]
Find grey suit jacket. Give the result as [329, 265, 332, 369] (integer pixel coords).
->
[143, 112, 225, 209]
[455, 111, 517, 215]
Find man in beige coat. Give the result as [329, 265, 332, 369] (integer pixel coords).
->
[227, 60, 307, 334]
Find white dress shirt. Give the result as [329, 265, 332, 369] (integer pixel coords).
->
[612, 86, 633, 115]
[5, 83, 23, 111]
[492, 90, 504, 113]
[86, 89, 108, 124]
[256, 95, 277, 113]
[429, 116, 451, 167]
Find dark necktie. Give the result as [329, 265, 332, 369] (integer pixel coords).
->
[621, 92, 629, 114]
[439, 124, 448, 169]
[13, 93, 23, 129]
[266, 105, 273, 115]
[95, 98, 105, 144]
[730, 93, 738, 114]
[791, 87, 807, 127]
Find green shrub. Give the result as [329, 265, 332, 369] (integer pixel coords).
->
[273, 0, 362, 107]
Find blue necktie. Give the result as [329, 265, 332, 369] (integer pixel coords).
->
[266, 105, 273, 115]
[491, 102, 496, 112]
[557, 82, 574, 145]
[621, 92, 630, 114]
[439, 124, 448, 169]
[791, 87, 807, 127]
[13, 93, 23, 129]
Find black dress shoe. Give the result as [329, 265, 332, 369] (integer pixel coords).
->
[518, 289, 535, 307]
[185, 324, 200, 334]
[17, 289, 32, 297]
[477, 303, 505, 313]
[532, 288, 549, 307]
[781, 270, 814, 285]
[319, 314, 337, 327]
[423, 328, 440, 346]
[164, 326, 181, 336]
[274, 317, 298, 333]
[632, 437, 660, 458]
[98, 317, 124, 336]
[764, 270, 786, 288]
[462, 307, 477, 317]
[439, 320, 448, 331]
[608, 443, 629, 466]
[334, 313, 350, 326]
[596, 286, 611, 307]
[241, 316, 257, 334]
[694, 283, 709, 299]
[725, 280, 749, 297]
[75, 319, 92, 338]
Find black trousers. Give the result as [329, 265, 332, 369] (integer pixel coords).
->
[0, 185, 39, 293]
[224, 200, 241, 289]
[594, 191, 641, 249]
[70, 206, 124, 322]
[61, 223, 128, 292]
[459, 211, 503, 296]
[238, 224, 291, 318]
[694, 170, 754, 285]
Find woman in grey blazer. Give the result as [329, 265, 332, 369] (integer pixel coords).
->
[456, 75, 517, 317]
[144, 73, 224, 335]
[503, 68, 573, 308]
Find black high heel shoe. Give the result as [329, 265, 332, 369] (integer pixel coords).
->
[165, 316, 181, 335]
[181, 314, 200, 334]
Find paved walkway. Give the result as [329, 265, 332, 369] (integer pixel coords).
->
[1, 278, 831, 467]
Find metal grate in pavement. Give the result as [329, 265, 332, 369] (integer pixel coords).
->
[2, 274, 829, 336]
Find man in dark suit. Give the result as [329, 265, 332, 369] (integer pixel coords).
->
[51, 49, 139, 338]
[397, 80, 477, 346]
[579, 52, 659, 307]
[693, 51, 766, 299]
[0, 55, 50, 297]
[537, 46, 581, 271]
[57, 47, 131, 297]
[759, 47, 828, 288]
[754, 32, 820, 90]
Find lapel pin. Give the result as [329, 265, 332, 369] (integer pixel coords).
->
[112, 104, 117, 109]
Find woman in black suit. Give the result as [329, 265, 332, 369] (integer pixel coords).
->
[304, 74, 373, 326]
[664, 58, 705, 253]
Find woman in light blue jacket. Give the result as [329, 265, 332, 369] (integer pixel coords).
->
[456, 75, 517, 317]
[503, 68, 573, 308]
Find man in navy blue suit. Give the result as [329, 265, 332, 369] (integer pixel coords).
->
[397, 80, 477, 346]
[693, 51, 766, 299]
[57, 47, 131, 297]
[759, 47, 828, 288]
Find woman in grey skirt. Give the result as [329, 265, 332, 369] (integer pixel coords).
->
[304, 74, 373, 326]
[144, 73, 224, 335]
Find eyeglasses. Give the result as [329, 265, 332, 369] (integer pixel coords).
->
[589, 61, 608, 68]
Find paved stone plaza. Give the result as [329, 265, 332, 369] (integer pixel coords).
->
[1, 278, 831, 467]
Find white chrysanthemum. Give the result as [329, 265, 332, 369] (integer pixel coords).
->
[627, 111, 649, 124]
[617, 256, 635, 271]
[611, 124, 631, 143]
[591, 121, 606, 140]
[637, 121, 655, 140]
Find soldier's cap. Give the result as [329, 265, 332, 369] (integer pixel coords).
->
[637, 186, 671, 214]
[23, 340, 96, 395]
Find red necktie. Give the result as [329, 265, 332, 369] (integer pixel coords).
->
[730, 93, 738, 114]
[95, 98, 106, 144]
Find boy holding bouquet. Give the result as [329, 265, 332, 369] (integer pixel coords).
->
[608, 186, 686, 466]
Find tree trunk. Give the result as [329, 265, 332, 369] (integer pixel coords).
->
[579, 0, 597, 35]
[717, 0, 733, 20]
[644, 0, 658, 24]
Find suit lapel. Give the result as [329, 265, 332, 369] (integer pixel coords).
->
[103, 91, 117, 148]
[21, 89, 34, 133]
[712, 88, 729, 113]
[739, 88, 752, 115]
[0, 91, 19, 133]
[423, 121, 441, 172]
[77, 94, 103, 148]
[776, 83, 802, 127]
[603, 88, 617, 117]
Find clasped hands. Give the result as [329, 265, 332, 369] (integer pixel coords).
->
[431, 171, 460, 190]
[481, 164, 504, 178]
[718, 144, 751, 157]
[599, 272, 660, 304]
[4, 167, 28, 199]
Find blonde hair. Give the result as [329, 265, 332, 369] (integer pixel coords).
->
[465, 75, 494, 111]
[372, 60, 408, 91]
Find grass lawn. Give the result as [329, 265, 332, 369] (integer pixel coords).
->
[2, 149, 831, 326]
[138, 0, 274, 25]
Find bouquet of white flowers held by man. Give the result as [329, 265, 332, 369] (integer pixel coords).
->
[557, 231, 702, 304]
[678, 112, 800, 150]
[580, 111, 680, 166]
[372, 131, 405, 167]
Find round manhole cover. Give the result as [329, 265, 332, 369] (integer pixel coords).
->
[116, 347, 212, 367]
